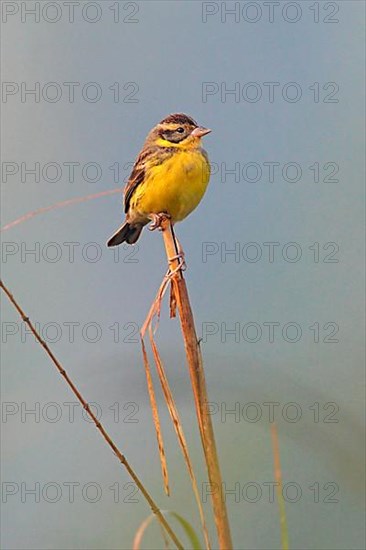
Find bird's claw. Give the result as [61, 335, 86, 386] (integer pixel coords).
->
[149, 212, 171, 231]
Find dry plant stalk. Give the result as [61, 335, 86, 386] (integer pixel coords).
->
[1, 189, 122, 232]
[141, 339, 170, 495]
[140, 279, 211, 549]
[271, 423, 289, 550]
[0, 279, 184, 550]
[160, 218, 233, 550]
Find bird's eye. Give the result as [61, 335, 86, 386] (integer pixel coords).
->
[176, 127, 184, 133]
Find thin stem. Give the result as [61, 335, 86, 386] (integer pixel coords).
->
[271, 423, 289, 550]
[1, 189, 122, 232]
[160, 220, 233, 550]
[0, 279, 184, 550]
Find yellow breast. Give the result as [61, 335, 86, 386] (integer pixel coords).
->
[130, 149, 210, 222]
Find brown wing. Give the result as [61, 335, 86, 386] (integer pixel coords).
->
[124, 145, 174, 213]
[124, 150, 148, 213]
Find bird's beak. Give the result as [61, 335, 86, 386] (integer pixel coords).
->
[191, 126, 212, 138]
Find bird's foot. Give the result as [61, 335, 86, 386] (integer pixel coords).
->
[148, 212, 171, 231]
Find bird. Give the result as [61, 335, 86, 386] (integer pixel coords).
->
[107, 113, 211, 247]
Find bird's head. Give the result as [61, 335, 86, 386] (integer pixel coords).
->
[147, 113, 211, 150]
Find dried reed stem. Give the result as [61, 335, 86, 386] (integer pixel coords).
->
[140, 277, 211, 548]
[271, 423, 289, 550]
[160, 219, 233, 549]
[0, 279, 183, 550]
[1, 189, 122, 232]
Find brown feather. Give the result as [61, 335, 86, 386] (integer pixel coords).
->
[159, 113, 198, 126]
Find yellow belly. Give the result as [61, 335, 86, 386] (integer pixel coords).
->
[130, 149, 210, 222]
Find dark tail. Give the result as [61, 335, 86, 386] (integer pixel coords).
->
[107, 221, 143, 247]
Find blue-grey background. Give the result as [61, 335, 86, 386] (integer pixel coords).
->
[1, 1, 365, 549]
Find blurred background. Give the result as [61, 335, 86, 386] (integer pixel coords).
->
[1, 1, 365, 549]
